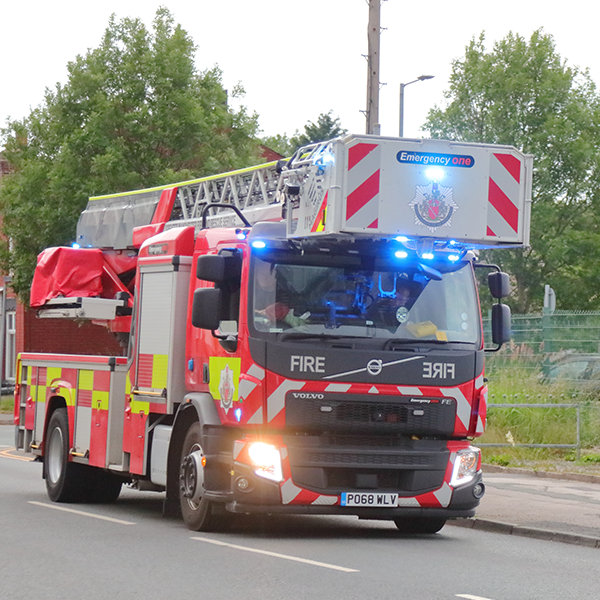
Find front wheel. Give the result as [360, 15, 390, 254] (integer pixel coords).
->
[394, 517, 447, 534]
[44, 408, 92, 502]
[179, 422, 228, 532]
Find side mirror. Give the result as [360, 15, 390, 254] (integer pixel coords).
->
[197, 255, 242, 282]
[192, 288, 222, 330]
[491, 303, 511, 346]
[488, 272, 510, 299]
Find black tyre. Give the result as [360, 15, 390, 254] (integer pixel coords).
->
[179, 422, 228, 532]
[394, 517, 447, 534]
[44, 408, 93, 503]
[87, 469, 123, 504]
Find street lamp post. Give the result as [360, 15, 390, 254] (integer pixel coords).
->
[399, 75, 434, 137]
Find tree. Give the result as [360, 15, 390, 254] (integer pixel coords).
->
[424, 30, 600, 312]
[290, 110, 347, 152]
[260, 133, 294, 158]
[261, 111, 348, 158]
[0, 8, 261, 301]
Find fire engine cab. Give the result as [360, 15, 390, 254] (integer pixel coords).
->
[14, 134, 532, 533]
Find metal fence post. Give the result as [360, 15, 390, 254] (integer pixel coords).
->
[542, 307, 552, 378]
[576, 405, 581, 461]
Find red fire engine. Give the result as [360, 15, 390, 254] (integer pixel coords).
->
[14, 135, 532, 533]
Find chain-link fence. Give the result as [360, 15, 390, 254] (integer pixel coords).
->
[479, 311, 600, 454]
[483, 310, 600, 383]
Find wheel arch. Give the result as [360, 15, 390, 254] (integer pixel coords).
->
[165, 393, 220, 506]
[42, 396, 68, 458]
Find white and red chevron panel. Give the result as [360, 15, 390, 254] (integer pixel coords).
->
[292, 135, 532, 247]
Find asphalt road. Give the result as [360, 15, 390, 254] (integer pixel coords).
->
[2, 426, 599, 600]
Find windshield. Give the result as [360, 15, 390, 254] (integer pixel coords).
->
[250, 251, 480, 345]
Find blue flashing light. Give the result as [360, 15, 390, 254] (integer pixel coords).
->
[395, 236, 409, 243]
[72, 243, 81, 249]
[251, 240, 266, 249]
[314, 149, 335, 167]
[425, 167, 446, 181]
[395, 250, 408, 259]
[236, 229, 248, 240]
[235, 408, 242, 422]
[421, 252, 434, 260]
[449, 239, 457, 246]
[448, 254, 460, 262]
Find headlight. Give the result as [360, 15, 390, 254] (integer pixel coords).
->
[247, 442, 283, 482]
[450, 447, 480, 487]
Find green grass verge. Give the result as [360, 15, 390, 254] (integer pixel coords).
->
[0, 394, 14, 414]
[479, 364, 600, 469]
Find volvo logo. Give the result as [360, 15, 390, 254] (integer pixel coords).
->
[367, 359, 383, 376]
[291, 392, 325, 400]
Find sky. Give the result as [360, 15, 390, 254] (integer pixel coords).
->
[1, 0, 598, 142]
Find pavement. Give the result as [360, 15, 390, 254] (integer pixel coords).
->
[2, 411, 599, 547]
[450, 466, 600, 548]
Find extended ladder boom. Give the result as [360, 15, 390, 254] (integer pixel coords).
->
[76, 161, 287, 250]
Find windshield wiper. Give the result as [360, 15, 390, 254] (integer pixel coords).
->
[278, 332, 373, 342]
[384, 338, 473, 350]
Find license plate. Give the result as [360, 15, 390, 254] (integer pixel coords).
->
[341, 492, 398, 507]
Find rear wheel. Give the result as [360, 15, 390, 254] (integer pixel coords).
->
[44, 408, 92, 502]
[179, 422, 228, 532]
[87, 469, 123, 503]
[394, 517, 447, 534]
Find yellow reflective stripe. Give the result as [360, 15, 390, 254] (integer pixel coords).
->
[89, 161, 280, 201]
[151, 355, 169, 389]
[46, 367, 75, 407]
[131, 399, 150, 415]
[78, 370, 94, 390]
[46, 367, 62, 383]
[92, 390, 110, 411]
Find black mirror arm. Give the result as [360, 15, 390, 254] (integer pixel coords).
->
[474, 263, 501, 272]
[484, 343, 504, 353]
[211, 329, 238, 352]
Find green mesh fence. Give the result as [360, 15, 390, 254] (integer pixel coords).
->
[483, 311, 600, 382]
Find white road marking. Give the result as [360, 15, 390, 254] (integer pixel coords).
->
[192, 536, 359, 572]
[29, 501, 136, 525]
[456, 595, 496, 600]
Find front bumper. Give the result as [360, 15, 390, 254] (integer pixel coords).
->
[228, 453, 484, 519]
[226, 471, 483, 520]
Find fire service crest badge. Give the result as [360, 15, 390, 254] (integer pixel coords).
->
[409, 182, 458, 232]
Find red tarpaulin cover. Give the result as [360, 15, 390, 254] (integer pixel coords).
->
[30, 247, 104, 307]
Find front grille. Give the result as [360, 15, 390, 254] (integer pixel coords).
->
[323, 434, 413, 448]
[284, 434, 449, 495]
[302, 450, 434, 467]
[285, 392, 456, 435]
[336, 402, 408, 424]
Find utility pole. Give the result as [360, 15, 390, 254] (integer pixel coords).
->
[365, 0, 380, 135]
